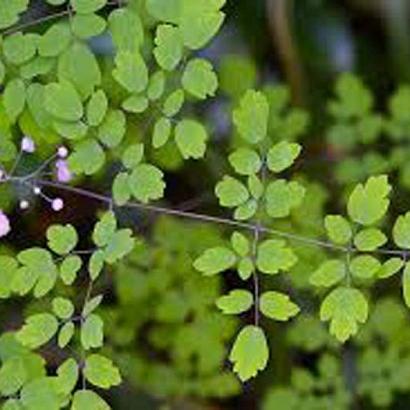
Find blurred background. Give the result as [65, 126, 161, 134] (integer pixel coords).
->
[5, 0, 410, 409]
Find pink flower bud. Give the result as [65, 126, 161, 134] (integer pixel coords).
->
[19, 200, 29, 210]
[55, 160, 72, 183]
[52, 198, 64, 212]
[57, 146, 69, 158]
[21, 137, 35, 153]
[0, 211, 10, 237]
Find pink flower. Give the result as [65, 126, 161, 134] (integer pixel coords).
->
[21, 137, 35, 153]
[0, 211, 10, 237]
[52, 198, 64, 211]
[57, 146, 68, 158]
[55, 160, 72, 183]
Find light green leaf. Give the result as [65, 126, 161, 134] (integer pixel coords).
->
[112, 173, 131, 206]
[229, 325, 268, 382]
[121, 95, 148, 113]
[147, 71, 165, 101]
[89, 250, 105, 280]
[216, 289, 253, 314]
[153, 24, 183, 71]
[16, 314, 59, 349]
[230, 232, 250, 257]
[237, 257, 254, 281]
[194, 247, 237, 276]
[347, 175, 391, 226]
[68, 139, 105, 175]
[71, 0, 106, 14]
[320, 286, 368, 342]
[71, 14, 106, 39]
[98, 109, 126, 148]
[228, 148, 262, 176]
[259, 291, 300, 321]
[256, 239, 297, 275]
[108, 8, 144, 51]
[182, 58, 218, 99]
[215, 176, 249, 208]
[113, 50, 148, 93]
[71, 390, 110, 410]
[44, 81, 83, 121]
[175, 119, 207, 159]
[52, 297, 74, 320]
[310, 259, 346, 287]
[86, 90, 108, 127]
[38, 23, 71, 57]
[4, 79, 26, 122]
[152, 117, 172, 148]
[233, 90, 269, 143]
[248, 175, 264, 199]
[324, 215, 352, 245]
[60, 255, 82, 285]
[353, 228, 387, 251]
[0, 256, 18, 298]
[128, 164, 165, 203]
[350, 255, 381, 279]
[47, 224, 78, 255]
[83, 354, 121, 389]
[122, 143, 144, 169]
[233, 199, 258, 221]
[163, 89, 184, 117]
[403, 262, 410, 308]
[378, 257, 404, 279]
[58, 322, 74, 348]
[0, 356, 27, 396]
[104, 230, 135, 264]
[55, 358, 78, 396]
[265, 180, 305, 218]
[267, 141, 301, 173]
[81, 314, 104, 350]
[3, 32, 36, 65]
[93, 211, 117, 247]
[82, 295, 103, 317]
[393, 212, 410, 249]
[20, 378, 59, 410]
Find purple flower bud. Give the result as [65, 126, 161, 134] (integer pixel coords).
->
[57, 146, 69, 158]
[55, 160, 72, 183]
[52, 198, 64, 211]
[0, 211, 10, 237]
[21, 137, 35, 153]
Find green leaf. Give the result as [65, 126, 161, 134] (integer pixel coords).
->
[237, 257, 254, 280]
[38, 23, 71, 57]
[71, 390, 110, 410]
[194, 247, 237, 276]
[229, 325, 268, 382]
[44, 81, 83, 121]
[112, 173, 131, 206]
[248, 175, 264, 199]
[267, 141, 301, 173]
[89, 250, 105, 280]
[0, 256, 18, 298]
[353, 228, 387, 251]
[58, 322, 74, 348]
[71, 0, 106, 14]
[60, 255, 82, 285]
[233, 90, 269, 143]
[121, 95, 148, 113]
[324, 215, 352, 245]
[71, 14, 106, 39]
[46, 224, 78, 255]
[93, 211, 117, 247]
[393, 212, 410, 249]
[256, 239, 297, 275]
[228, 148, 262, 176]
[259, 291, 300, 321]
[378, 257, 404, 279]
[52, 297, 74, 320]
[113, 50, 148, 93]
[98, 109, 126, 148]
[104, 230, 135, 264]
[152, 117, 172, 148]
[175, 119, 207, 159]
[83, 354, 121, 389]
[216, 289, 253, 314]
[182, 58, 218, 99]
[4, 79, 26, 122]
[3, 33, 36, 65]
[265, 180, 305, 218]
[163, 89, 184, 117]
[234, 199, 258, 221]
[108, 8, 144, 51]
[86, 90, 108, 127]
[20, 378, 59, 410]
[230, 232, 250, 257]
[53, 120, 88, 140]
[350, 255, 381, 279]
[81, 314, 104, 350]
[147, 71, 165, 101]
[320, 287, 368, 342]
[310, 259, 346, 287]
[55, 358, 78, 396]
[215, 176, 249, 208]
[402, 262, 410, 308]
[0, 356, 27, 396]
[153, 24, 183, 71]
[69, 139, 105, 175]
[347, 175, 391, 226]
[82, 295, 103, 317]
[128, 164, 165, 203]
[16, 314, 58, 349]
[122, 144, 144, 169]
